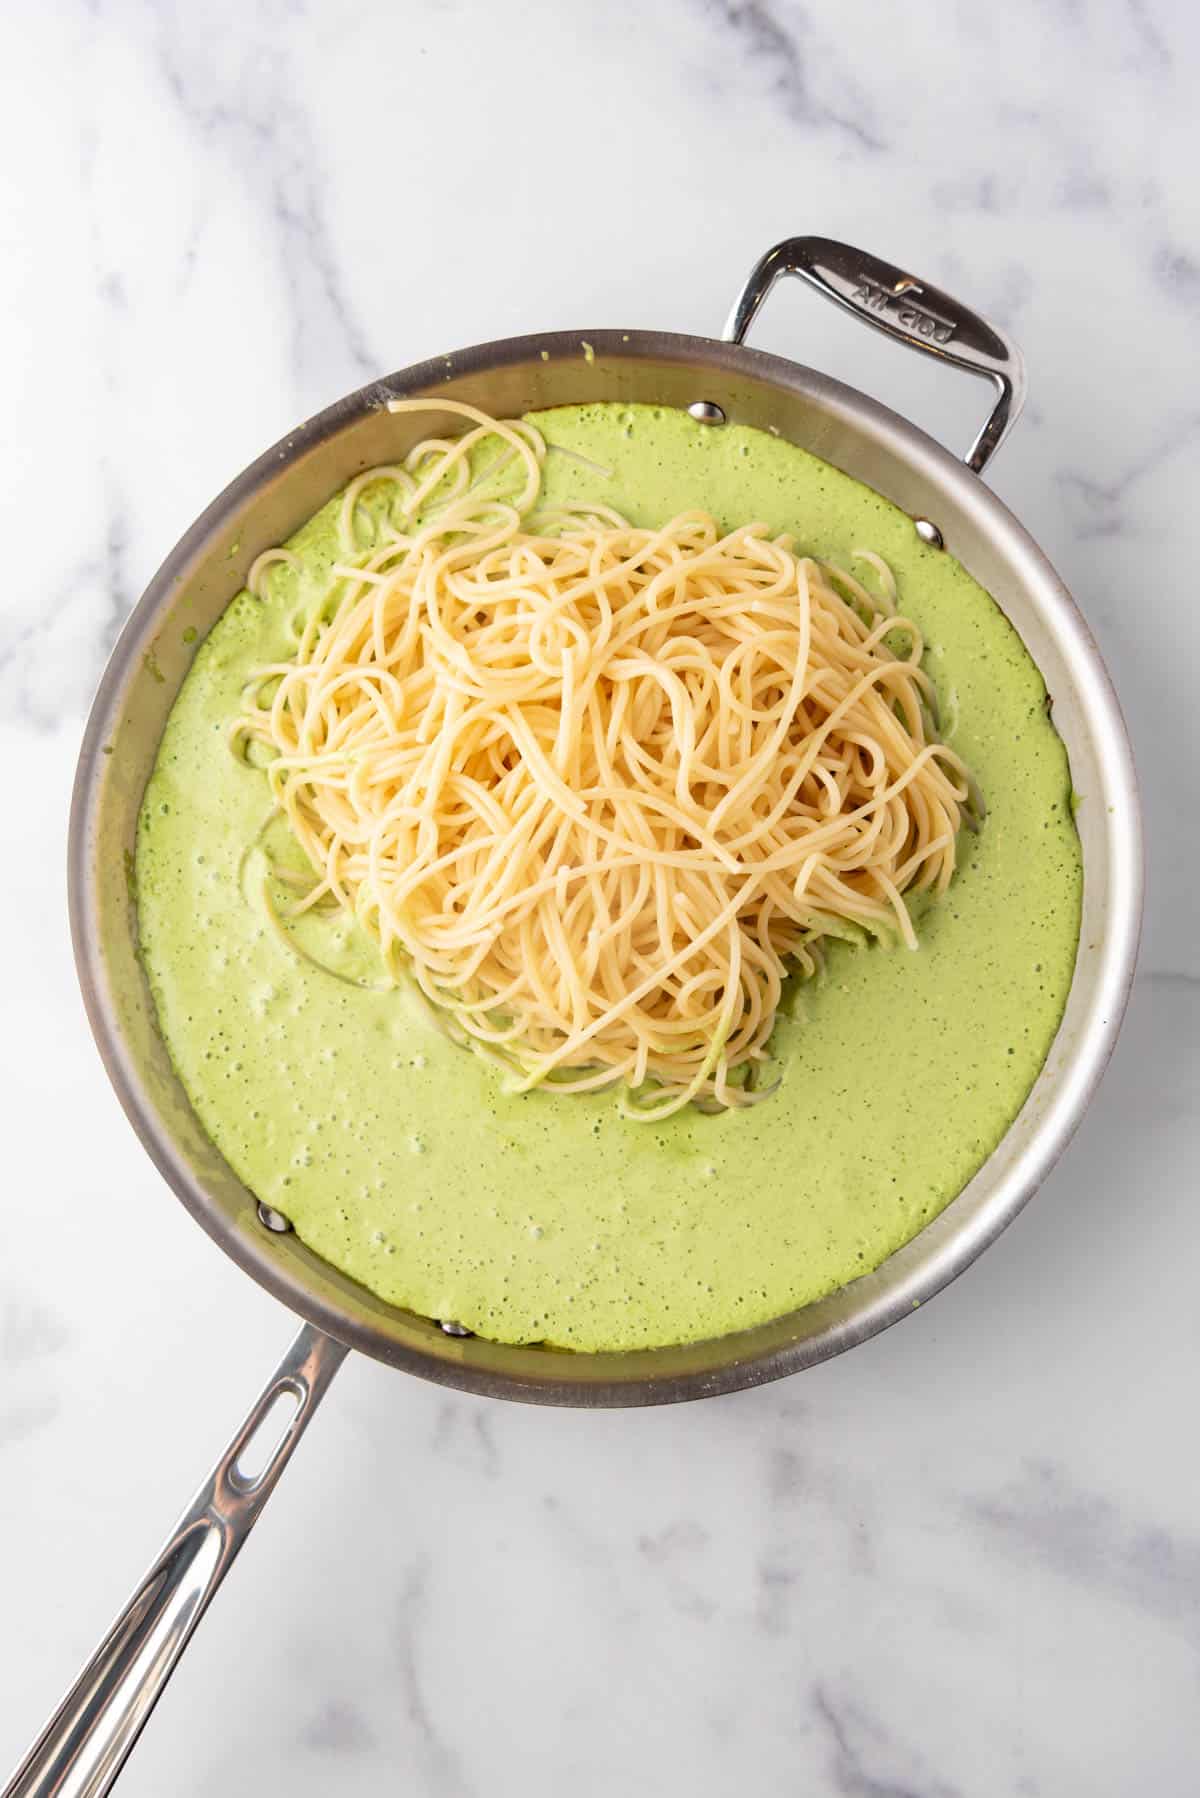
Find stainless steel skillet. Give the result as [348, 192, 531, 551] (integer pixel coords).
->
[6, 237, 1142, 1797]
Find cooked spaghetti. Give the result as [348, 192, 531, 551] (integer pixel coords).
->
[234, 400, 973, 1120]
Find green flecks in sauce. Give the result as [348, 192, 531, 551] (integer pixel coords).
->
[135, 404, 1082, 1352]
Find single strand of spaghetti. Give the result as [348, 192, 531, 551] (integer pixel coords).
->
[338, 466, 416, 554]
[247, 548, 301, 599]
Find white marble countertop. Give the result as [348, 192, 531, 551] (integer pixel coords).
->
[2, 2, 1197, 1792]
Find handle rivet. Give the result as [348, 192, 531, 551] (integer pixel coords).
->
[914, 518, 945, 549]
[257, 1202, 294, 1234]
[688, 400, 726, 426]
[439, 1319, 473, 1337]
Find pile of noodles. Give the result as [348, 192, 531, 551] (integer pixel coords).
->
[235, 401, 973, 1120]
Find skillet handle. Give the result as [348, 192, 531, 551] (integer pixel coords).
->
[2, 1322, 348, 1798]
[724, 235, 1026, 477]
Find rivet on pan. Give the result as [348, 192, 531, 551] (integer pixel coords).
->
[439, 1320, 473, 1338]
[688, 400, 726, 426]
[914, 518, 945, 549]
[257, 1202, 294, 1234]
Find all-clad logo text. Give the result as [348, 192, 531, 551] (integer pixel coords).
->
[852, 275, 956, 345]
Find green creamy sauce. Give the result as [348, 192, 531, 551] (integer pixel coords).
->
[136, 403, 1082, 1351]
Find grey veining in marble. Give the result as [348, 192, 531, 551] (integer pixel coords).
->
[2, 1, 1198, 1793]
